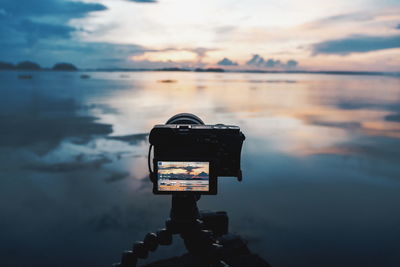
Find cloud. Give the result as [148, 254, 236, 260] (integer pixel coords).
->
[301, 115, 362, 130]
[190, 47, 214, 62]
[0, 0, 113, 66]
[129, 47, 215, 68]
[246, 54, 263, 66]
[25, 157, 112, 173]
[265, 59, 281, 67]
[397, 24, 400, 30]
[312, 34, 400, 55]
[385, 113, 400, 122]
[104, 171, 130, 183]
[107, 133, 148, 145]
[246, 54, 298, 69]
[215, 26, 236, 35]
[0, 0, 107, 18]
[17, 19, 75, 44]
[286, 59, 298, 68]
[159, 165, 201, 174]
[303, 12, 374, 29]
[0, 39, 149, 68]
[127, 0, 158, 3]
[0, 96, 113, 150]
[217, 58, 238, 66]
[247, 55, 282, 67]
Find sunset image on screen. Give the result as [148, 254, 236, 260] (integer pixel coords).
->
[157, 161, 209, 191]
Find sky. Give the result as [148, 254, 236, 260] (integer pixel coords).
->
[0, 0, 399, 71]
[158, 162, 209, 175]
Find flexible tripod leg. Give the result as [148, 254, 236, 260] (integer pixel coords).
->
[113, 221, 225, 267]
[113, 195, 230, 267]
[113, 210, 271, 267]
[113, 227, 173, 267]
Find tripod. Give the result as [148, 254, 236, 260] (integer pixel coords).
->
[114, 113, 269, 266]
[113, 194, 267, 267]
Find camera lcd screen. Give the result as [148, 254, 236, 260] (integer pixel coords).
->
[157, 161, 209, 192]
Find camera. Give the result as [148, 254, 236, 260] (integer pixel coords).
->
[148, 113, 245, 195]
[114, 114, 269, 267]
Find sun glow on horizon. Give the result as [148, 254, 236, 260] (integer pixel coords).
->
[131, 50, 198, 62]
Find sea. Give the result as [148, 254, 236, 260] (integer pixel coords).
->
[0, 70, 399, 267]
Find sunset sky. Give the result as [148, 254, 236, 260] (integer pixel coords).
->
[1, 0, 399, 71]
[158, 162, 208, 176]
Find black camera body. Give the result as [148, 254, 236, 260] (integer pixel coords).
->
[149, 118, 245, 195]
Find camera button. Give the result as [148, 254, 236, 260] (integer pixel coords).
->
[177, 125, 191, 129]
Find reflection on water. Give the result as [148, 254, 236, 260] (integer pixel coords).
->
[0, 71, 399, 267]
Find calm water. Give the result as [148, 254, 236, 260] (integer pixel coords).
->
[0, 71, 399, 267]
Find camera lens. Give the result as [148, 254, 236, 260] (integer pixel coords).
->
[166, 113, 204, 125]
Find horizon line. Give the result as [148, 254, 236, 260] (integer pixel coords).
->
[1, 67, 399, 77]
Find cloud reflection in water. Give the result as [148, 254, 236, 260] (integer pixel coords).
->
[0, 71, 399, 266]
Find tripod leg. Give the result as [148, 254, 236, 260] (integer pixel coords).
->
[112, 228, 173, 267]
[200, 210, 229, 237]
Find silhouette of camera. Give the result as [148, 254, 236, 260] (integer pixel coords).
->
[148, 113, 245, 195]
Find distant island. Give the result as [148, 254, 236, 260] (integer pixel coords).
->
[16, 61, 41, 70]
[0, 62, 16, 70]
[0, 61, 42, 70]
[153, 67, 224, 72]
[155, 67, 190, 72]
[52, 63, 78, 71]
[0, 60, 398, 77]
[194, 68, 224, 72]
[0, 61, 77, 71]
